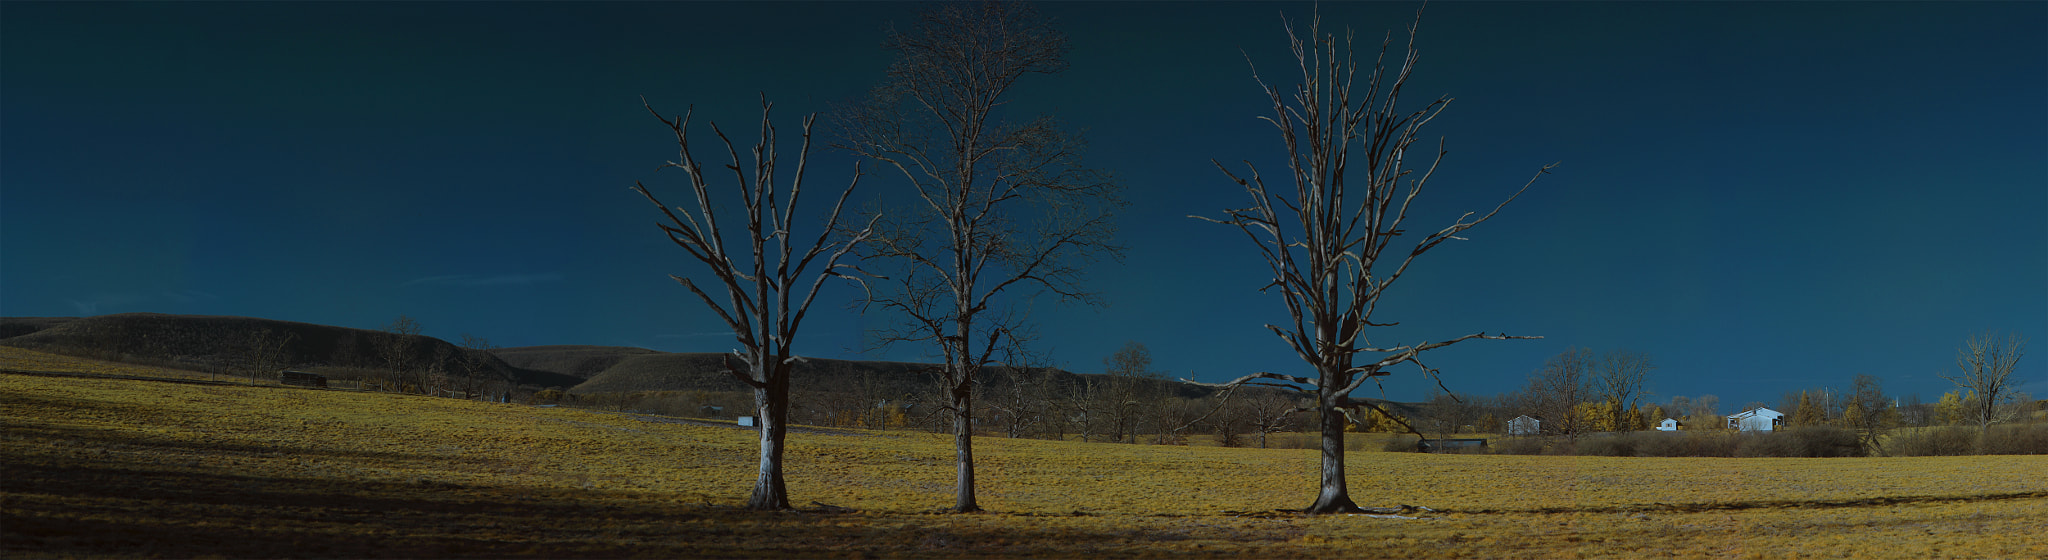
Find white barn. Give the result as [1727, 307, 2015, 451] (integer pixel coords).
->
[1725, 407, 1785, 432]
[1507, 415, 1541, 436]
[1656, 418, 1682, 431]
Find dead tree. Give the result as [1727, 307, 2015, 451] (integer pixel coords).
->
[1530, 348, 1595, 438]
[1942, 331, 2026, 431]
[1246, 392, 1303, 449]
[838, 1, 1122, 513]
[1846, 373, 1894, 454]
[632, 96, 877, 511]
[244, 327, 298, 385]
[1102, 341, 1160, 443]
[1594, 350, 1654, 431]
[1194, 9, 1550, 513]
[986, 332, 1059, 439]
[379, 316, 422, 393]
[458, 334, 497, 399]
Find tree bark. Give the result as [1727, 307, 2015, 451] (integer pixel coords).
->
[952, 385, 980, 513]
[1305, 380, 1360, 513]
[745, 372, 791, 510]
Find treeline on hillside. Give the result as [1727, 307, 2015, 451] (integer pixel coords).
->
[0, 313, 576, 398]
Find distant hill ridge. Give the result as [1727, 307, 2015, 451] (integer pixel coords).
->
[0, 313, 577, 388]
[0, 314, 1429, 417]
[501, 346, 1350, 411]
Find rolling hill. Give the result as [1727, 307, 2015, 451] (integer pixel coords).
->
[0, 313, 1429, 418]
[0, 313, 578, 388]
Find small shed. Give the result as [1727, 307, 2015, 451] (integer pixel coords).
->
[1725, 407, 1785, 432]
[1507, 415, 1542, 436]
[1657, 418, 1682, 431]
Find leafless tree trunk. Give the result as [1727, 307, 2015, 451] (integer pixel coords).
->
[1846, 373, 1893, 454]
[1422, 391, 1482, 436]
[458, 334, 496, 400]
[1942, 331, 2026, 431]
[1194, 9, 1549, 514]
[1247, 392, 1303, 449]
[986, 335, 1059, 439]
[631, 96, 877, 511]
[1070, 378, 1107, 443]
[380, 316, 422, 393]
[838, 1, 1122, 513]
[1530, 348, 1594, 439]
[1595, 350, 1654, 432]
[1102, 341, 1160, 444]
[244, 327, 298, 385]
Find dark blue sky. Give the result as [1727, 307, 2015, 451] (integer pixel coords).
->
[4, 2, 2042, 408]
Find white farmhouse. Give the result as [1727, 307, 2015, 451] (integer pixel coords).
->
[1507, 415, 1542, 436]
[1725, 407, 1785, 432]
[1657, 418, 1682, 431]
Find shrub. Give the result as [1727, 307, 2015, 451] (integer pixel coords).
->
[1649, 431, 1740, 457]
[529, 389, 570, 404]
[1980, 424, 2048, 455]
[1577, 433, 1642, 457]
[1734, 427, 1863, 458]
[1886, 426, 1978, 456]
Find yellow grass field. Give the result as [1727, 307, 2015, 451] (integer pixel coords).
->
[4, 347, 2044, 558]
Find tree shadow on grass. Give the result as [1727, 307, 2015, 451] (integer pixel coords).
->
[3, 444, 1269, 559]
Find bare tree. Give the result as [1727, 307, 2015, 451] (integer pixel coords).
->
[1689, 394, 1721, 428]
[1101, 341, 1160, 443]
[423, 344, 455, 397]
[243, 327, 298, 385]
[1528, 348, 1594, 438]
[984, 333, 1060, 439]
[379, 316, 422, 393]
[1845, 373, 1893, 454]
[1246, 391, 1306, 449]
[1194, 9, 1550, 513]
[631, 96, 877, 511]
[457, 334, 497, 400]
[838, 2, 1122, 513]
[1594, 350, 1654, 432]
[1421, 391, 1482, 436]
[1070, 377, 1111, 443]
[1942, 331, 2027, 431]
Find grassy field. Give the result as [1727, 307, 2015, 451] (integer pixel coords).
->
[4, 347, 2045, 558]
